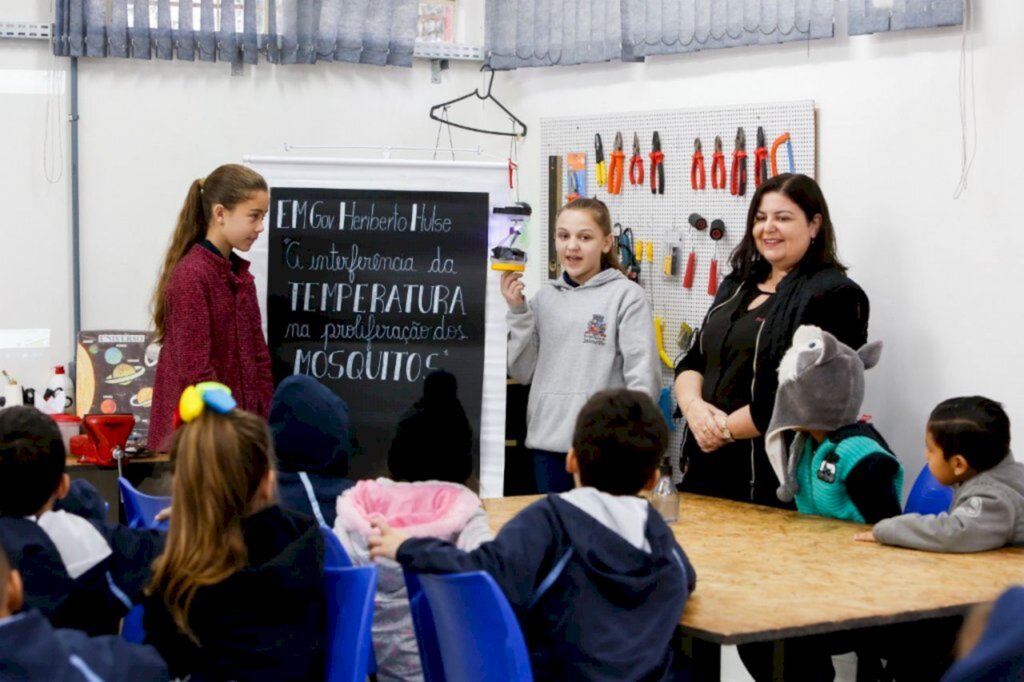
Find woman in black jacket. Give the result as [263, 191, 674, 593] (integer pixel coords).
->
[674, 173, 870, 508]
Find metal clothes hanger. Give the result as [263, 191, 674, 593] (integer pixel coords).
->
[428, 64, 528, 138]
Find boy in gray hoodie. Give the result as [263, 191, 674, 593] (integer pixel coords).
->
[856, 396, 1024, 552]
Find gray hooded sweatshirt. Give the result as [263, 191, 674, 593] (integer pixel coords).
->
[873, 454, 1024, 552]
[507, 268, 661, 452]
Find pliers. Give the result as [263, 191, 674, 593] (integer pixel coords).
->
[595, 133, 607, 186]
[755, 126, 769, 188]
[710, 135, 726, 190]
[690, 137, 705, 190]
[607, 131, 625, 195]
[567, 171, 580, 203]
[650, 131, 665, 195]
[629, 132, 644, 185]
[730, 127, 747, 197]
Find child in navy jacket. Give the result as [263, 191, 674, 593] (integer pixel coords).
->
[144, 389, 325, 682]
[371, 389, 696, 681]
[0, 406, 164, 636]
[0, 539, 169, 681]
[269, 374, 357, 527]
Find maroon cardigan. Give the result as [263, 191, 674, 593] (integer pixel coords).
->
[149, 245, 274, 451]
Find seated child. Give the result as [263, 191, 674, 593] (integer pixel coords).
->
[269, 374, 357, 527]
[765, 325, 903, 523]
[334, 371, 490, 682]
[856, 396, 1024, 552]
[0, 406, 164, 636]
[143, 388, 326, 682]
[388, 369, 473, 484]
[0, 540, 169, 681]
[943, 585, 1024, 681]
[370, 388, 696, 682]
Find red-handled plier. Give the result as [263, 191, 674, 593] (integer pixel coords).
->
[690, 138, 705, 190]
[710, 135, 726, 190]
[754, 126, 769, 189]
[650, 131, 665, 195]
[730, 127, 747, 197]
[608, 131, 625, 195]
[629, 132, 644, 185]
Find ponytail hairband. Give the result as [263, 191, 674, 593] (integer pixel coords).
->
[174, 381, 237, 428]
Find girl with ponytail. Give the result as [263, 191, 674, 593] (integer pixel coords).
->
[143, 394, 326, 681]
[501, 197, 661, 493]
[148, 164, 275, 452]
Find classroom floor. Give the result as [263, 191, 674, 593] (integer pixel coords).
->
[721, 647, 857, 682]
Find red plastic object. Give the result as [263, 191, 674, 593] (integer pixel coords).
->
[683, 251, 696, 289]
[708, 258, 719, 296]
[78, 414, 136, 467]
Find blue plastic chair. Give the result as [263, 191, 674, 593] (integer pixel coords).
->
[904, 464, 954, 515]
[414, 571, 533, 682]
[117, 478, 170, 531]
[319, 525, 353, 568]
[318, 524, 380, 677]
[121, 604, 145, 643]
[324, 565, 378, 682]
[405, 572, 447, 682]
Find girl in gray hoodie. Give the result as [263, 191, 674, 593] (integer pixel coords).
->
[501, 198, 661, 492]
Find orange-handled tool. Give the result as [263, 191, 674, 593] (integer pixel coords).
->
[608, 132, 625, 194]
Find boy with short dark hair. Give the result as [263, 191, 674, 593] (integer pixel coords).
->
[0, 540, 169, 680]
[370, 389, 696, 682]
[0, 406, 164, 635]
[857, 396, 1024, 552]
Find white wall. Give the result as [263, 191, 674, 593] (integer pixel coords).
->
[1, 6, 72, 393]
[3, 0, 1023, 469]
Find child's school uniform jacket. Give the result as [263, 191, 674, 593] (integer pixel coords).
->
[507, 268, 661, 453]
[149, 243, 274, 452]
[270, 374, 358, 528]
[0, 609, 169, 681]
[396, 488, 696, 681]
[143, 505, 325, 682]
[943, 586, 1024, 681]
[335, 478, 493, 682]
[873, 454, 1024, 552]
[0, 482, 164, 636]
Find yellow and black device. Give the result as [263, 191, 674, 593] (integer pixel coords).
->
[490, 203, 531, 272]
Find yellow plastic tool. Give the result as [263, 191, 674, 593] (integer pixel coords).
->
[653, 317, 674, 369]
[490, 261, 526, 272]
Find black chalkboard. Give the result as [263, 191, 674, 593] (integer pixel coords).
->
[266, 188, 490, 481]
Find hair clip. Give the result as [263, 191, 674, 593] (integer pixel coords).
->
[175, 381, 237, 426]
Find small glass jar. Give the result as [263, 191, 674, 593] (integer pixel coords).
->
[651, 459, 679, 523]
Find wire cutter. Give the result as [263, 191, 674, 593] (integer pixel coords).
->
[608, 131, 625, 195]
[730, 127, 747, 197]
[710, 135, 726, 190]
[755, 126, 769, 188]
[650, 131, 665, 195]
[690, 138, 706, 190]
[629, 133, 644, 185]
[770, 132, 794, 176]
[595, 133, 607, 186]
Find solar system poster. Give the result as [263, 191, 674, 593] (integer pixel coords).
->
[76, 330, 160, 449]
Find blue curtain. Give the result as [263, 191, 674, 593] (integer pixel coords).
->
[621, 0, 835, 61]
[53, 0, 420, 67]
[486, 0, 622, 69]
[848, 0, 963, 36]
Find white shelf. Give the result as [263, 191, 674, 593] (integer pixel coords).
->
[0, 21, 51, 40]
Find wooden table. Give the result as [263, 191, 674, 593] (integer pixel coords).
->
[66, 453, 172, 522]
[482, 494, 1024, 680]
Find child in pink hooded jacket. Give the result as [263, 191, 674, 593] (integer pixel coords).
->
[334, 371, 492, 682]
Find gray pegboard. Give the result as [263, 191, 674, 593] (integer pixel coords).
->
[540, 100, 816, 480]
